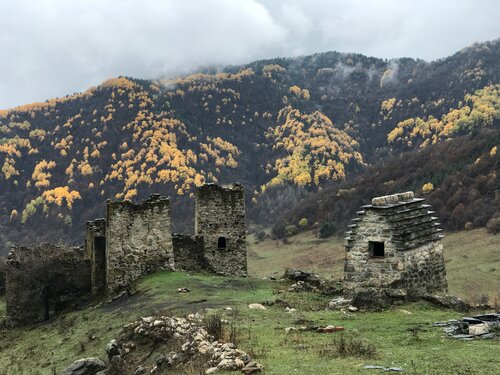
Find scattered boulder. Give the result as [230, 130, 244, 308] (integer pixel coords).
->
[288, 280, 320, 292]
[317, 325, 344, 333]
[248, 303, 267, 310]
[59, 357, 106, 375]
[283, 269, 322, 288]
[420, 294, 469, 311]
[350, 289, 407, 310]
[241, 361, 263, 374]
[262, 298, 290, 308]
[327, 296, 352, 310]
[105, 339, 121, 361]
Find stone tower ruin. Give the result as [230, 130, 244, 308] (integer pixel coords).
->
[105, 194, 174, 293]
[344, 192, 447, 297]
[195, 183, 247, 276]
[5, 184, 248, 325]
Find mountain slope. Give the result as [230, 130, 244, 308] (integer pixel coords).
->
[0, 39, 499, 253]
[273, 128, 499, 238]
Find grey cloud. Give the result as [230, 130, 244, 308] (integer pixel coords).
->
[0, 0, 498, 109]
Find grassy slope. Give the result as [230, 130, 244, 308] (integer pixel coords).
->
[248, 228, 500, 301]
[0, 229, 498, 374]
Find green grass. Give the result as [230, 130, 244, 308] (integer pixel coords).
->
[247, 230, 345, 280]
[0, 228, 499, 374]
[249, 228, 500, 302]
[443, 228, 500, 302]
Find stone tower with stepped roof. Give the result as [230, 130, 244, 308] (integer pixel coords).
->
[344, 191, 448, 297]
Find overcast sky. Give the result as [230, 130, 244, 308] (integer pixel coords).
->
[1, 0, 499, 109]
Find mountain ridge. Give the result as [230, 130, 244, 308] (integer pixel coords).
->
[0, 38, 498, 254]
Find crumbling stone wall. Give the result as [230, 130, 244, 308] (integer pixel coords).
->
[171, 234, 206, 272]
[106, 194, 174, 293]
[344, 192, 447, 297]
[5, 244, 91, 326]
[195, 183, 247, 276]
[85, 218, 106, 295]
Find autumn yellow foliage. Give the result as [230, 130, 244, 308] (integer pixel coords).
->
[422, 182, 434, 194]
[42, 186, 81, 208]
[263, 106, 363, 189]
[388, 84, 500, 148]
[32, 160, 56, 188]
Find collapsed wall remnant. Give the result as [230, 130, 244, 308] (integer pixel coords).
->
[344, 192, 447, 298]
[5, 244, 91, 326]
[195, 183, 247, 276]
[85, 218, 106, 295]
[106, 194, 174, 294]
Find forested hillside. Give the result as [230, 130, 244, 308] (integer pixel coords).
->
[273, 128, 499, 238]
[0, 39, 499, 253]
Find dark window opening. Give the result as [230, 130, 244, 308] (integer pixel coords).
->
[369, 241, 385, 258]
[217, 236, 227, 249]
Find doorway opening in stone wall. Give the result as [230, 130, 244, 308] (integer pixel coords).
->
[369, 241, 385, 258]
[94, 236, 106, 293]
[218, 237, 227, 249]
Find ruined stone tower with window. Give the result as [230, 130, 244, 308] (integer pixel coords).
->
[105, 194, 175, 293]
[5, 184, 248, 326]
[195, 183, 247, 277]
[344, 192, 448, 297]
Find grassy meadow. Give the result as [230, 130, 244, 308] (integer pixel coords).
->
[0, 228, 498, 374]
[248, 228, 500, 302]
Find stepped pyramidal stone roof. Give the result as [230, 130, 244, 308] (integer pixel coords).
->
[345, 191, 443, 251]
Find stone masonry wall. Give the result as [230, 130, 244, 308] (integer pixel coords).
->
[399, 241, 448, 294]
[344, 210, 399, 293]
[195, 184, 247, 276]
[85, 218, 106, 295]
[171, 234, 206, 272]
[5, 244, 91, 326]
[106, 194, 174, 294]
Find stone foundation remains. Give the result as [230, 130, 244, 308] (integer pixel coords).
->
[344, 191, 448, 298]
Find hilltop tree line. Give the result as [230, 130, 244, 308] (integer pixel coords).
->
[0, 39, 499, 253]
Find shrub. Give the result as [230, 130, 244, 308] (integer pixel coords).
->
[285, 224, 298, 236]
[203, 314, 223, 341]
[486, 217, 500, 234]
[318, 222, 335, 238]
[255, 230, 266, 242]
[298, 218, 308, 229]
[318, 334, 376, 358]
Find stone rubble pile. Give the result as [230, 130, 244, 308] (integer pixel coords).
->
[283, 269, 325, 293]
[433, 313, 500, 340]
[60, 312, 263, 375]
[119, 313, 263, 374]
